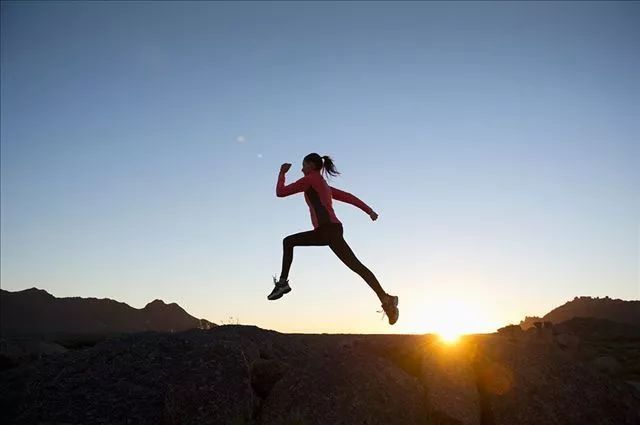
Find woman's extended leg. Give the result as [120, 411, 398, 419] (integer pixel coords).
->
[279, 229, 330, 281]
[329, 236, 388, 302]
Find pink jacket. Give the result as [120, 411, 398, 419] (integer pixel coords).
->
[276, 169, 373, 229]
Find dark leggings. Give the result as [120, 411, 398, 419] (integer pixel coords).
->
[280, 223, 387, 301]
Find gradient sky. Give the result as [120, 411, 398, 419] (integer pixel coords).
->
[1, 1, 638, 334]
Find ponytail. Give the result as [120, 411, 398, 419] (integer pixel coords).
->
[303, 152, 341, 180]
[321, 155, 341, 179]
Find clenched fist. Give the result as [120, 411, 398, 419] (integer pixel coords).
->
[280, 163, 292, 174]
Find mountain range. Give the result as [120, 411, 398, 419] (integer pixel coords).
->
[0, 287, 215, 336]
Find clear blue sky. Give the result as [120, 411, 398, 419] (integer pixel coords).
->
[2, 1, 638, 334]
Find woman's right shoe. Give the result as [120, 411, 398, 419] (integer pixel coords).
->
[379, 294, 399, 325]
[267, 275, 291, 301]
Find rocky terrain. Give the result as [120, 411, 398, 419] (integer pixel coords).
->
[2, 292, 639, 424]
[1, 324, 639, 425]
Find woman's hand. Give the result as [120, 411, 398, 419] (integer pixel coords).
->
[369, 211, 379, 221]
[280, 163, 292, 174]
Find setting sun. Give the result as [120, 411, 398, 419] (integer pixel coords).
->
[421, 297, 493, 339]
[437, 330, 461, 344]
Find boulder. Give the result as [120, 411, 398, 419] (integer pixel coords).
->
[259, 338, 427, 425]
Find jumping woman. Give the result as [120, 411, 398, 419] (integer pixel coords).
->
[268, 152, 399, 325]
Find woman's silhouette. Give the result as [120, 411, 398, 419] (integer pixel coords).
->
[269, 152, 399, 325]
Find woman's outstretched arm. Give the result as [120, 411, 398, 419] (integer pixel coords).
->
[330, 186, 375, 216]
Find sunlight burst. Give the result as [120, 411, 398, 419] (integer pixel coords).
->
[425, 297, 488, 341]
[437, 330, 461, 344]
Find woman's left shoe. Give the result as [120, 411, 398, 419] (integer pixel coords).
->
[268, 275, 291, 301]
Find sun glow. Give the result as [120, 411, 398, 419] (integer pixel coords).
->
[425, 297, 492, 341]
[437, 330, 462, 344]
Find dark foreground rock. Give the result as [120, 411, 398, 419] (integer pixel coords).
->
[473, 334, 639, 425]
[1, 325, 638, 424]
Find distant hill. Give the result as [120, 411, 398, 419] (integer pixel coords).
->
[553, 316, 640, 341]
[0, 287, 216, 336]
[520, 296, 640, 329]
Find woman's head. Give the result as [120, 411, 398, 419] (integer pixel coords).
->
[302, 153, 341, 178]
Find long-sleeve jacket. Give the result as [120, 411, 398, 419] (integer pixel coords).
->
[276, 169, 373, 229]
